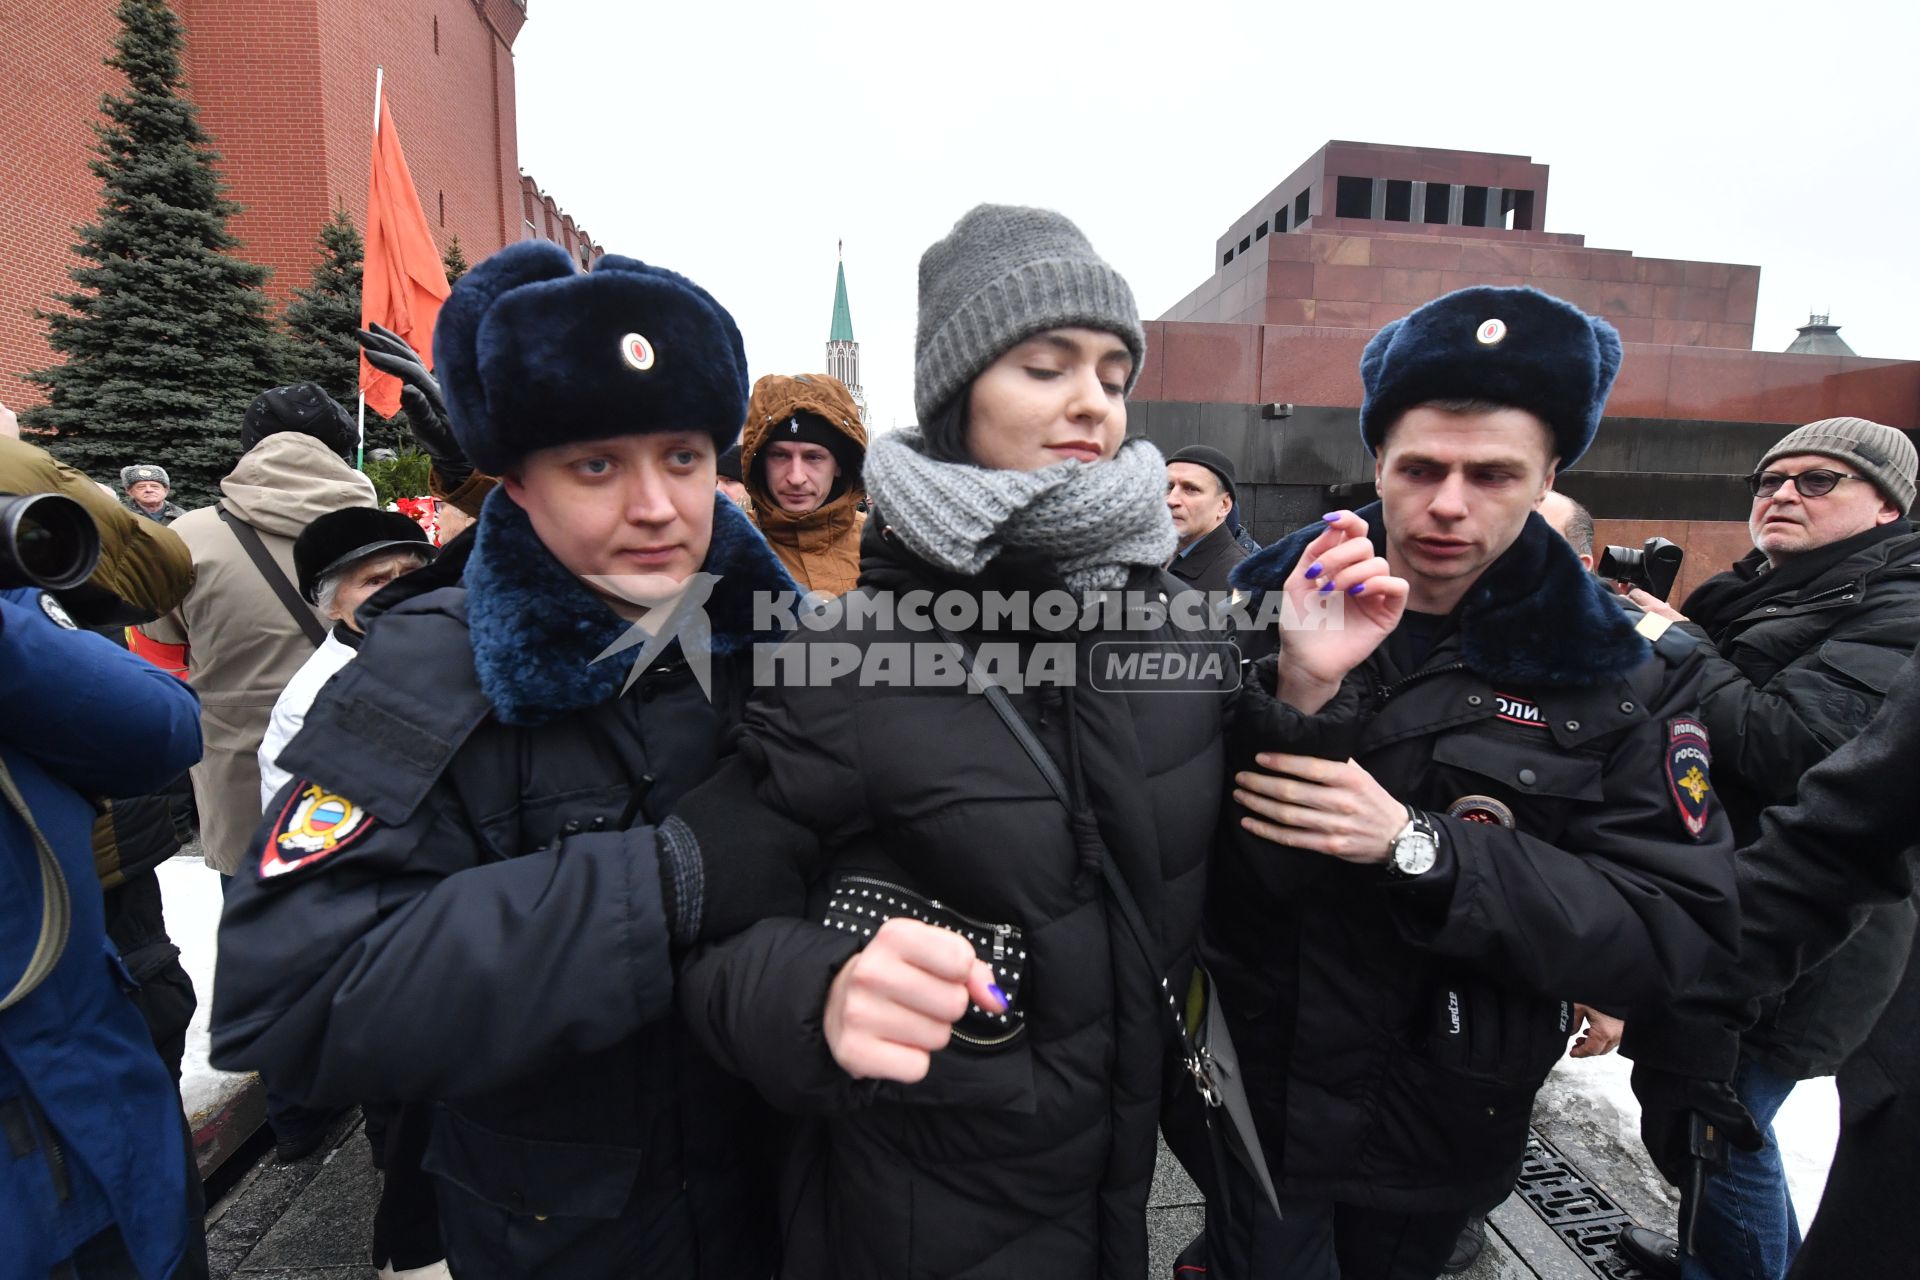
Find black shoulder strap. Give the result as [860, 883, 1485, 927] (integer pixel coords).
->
[928, 625, 1161, 981]
[218, 508, 326, 646]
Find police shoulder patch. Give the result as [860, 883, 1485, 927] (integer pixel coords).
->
[261, 782, 377, 880]
[1666, 717, 1713, 839]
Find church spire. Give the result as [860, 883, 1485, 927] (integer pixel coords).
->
[826, 242, 868, 425]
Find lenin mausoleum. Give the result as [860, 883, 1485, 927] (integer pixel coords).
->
[1129, 141, 1920, 599]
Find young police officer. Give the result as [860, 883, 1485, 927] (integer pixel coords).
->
[1196, 286, 1741, 1280]
[212, 242, 816, 1278]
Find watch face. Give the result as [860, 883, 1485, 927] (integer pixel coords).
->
[1394, 829, 1439, 876]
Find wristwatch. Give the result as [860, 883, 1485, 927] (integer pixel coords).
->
[1386, 806, 1440, 879]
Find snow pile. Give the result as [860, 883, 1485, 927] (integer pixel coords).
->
[1551, 1050, 1839, 1226]
[156, 852, 254, 1120]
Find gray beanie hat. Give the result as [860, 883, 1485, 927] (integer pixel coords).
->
[914, 204, 1145, 423]
[1759, 416, 1917, 516]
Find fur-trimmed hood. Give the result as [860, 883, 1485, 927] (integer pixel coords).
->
[1231, 501, 1649, 686]
[463, 486, 797, 725]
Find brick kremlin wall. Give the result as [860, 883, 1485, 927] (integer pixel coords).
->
[0, 0, 592, 419]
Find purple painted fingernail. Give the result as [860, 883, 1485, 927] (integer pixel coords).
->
[1303, 562, 1323, 580]
[1319, 578, 1335, 593]
[1321, 511, 1341, 523]
[1348, 583, 1366, 596]
[988, 984, 1008, 1009]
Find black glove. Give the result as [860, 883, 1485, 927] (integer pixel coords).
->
[656, 755, 821, 947]
[1630, 1062, 1763, 1186]
[355, 322, 470, 486]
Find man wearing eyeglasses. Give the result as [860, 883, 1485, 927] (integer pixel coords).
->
[1619, 416, 1920, 1280]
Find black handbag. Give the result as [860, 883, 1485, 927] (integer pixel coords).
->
[822, 872, 1027, 1047]
[931, 624, 1284, 1218]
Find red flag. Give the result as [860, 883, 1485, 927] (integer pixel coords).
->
[360, 87, 451, 417]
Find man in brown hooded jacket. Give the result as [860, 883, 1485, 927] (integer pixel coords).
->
[740, 373, 867, 595]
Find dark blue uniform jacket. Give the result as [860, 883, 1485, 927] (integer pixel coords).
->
[211, 492, 796, 1279]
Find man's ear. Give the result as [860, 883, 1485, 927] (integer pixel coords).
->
[1876, 499, 1902, 527]
[499, 470, 526, 503]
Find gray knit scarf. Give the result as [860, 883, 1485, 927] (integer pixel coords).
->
[863, 427, 1178, 592]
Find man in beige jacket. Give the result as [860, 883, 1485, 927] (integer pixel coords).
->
[141, 384, 375, 880]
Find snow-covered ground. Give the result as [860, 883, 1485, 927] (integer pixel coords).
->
[1551, 1047, 1839, 1225]
[157, 850, 253, 1121]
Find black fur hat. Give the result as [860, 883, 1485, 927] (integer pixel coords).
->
[433, 241, 748, 476]
[240, 383, 357, 457]
[294, 507, 434, 604]
[1359, 286, 1622, 465]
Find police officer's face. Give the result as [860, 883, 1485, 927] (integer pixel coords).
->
[1375, 406, 1557, 609]
[1748, 451, 1902, 566]
[503, 433, 717, 609]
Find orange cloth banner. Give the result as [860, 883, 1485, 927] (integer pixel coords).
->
[359, 89, 451, 417]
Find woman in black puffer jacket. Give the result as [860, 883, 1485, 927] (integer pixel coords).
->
[679, 205, 1235, 1279]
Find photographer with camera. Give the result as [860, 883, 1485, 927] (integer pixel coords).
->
[3, 478, 207, 1278]
[1618, 416, 1920, 1280]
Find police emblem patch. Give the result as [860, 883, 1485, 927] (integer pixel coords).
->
[1447, 794, 1516, 828]
[261, 782, 376, 879]
[1666, 717, 1713, 839]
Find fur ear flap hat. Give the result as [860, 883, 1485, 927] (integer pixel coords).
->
[433, 240, 749, 476]
[1358, 286, 1622, 465]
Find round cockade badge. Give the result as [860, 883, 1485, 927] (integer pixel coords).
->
[1476, 317, 1507, 346]
[620, 332, 656, 372]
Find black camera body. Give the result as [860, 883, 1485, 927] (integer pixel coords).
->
[1598, 536, 1684, 601]
[0, 492, 102, 592]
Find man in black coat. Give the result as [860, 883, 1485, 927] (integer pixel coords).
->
[1199, 287, 1740, 1280]
[1165, 444, 1249, 595]
[211, 243, 815, 1278]
[1616, 415, 1920, 1279]
[1627, 646, 1920, 1280]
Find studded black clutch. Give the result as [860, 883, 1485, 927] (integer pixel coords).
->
[823, 872, 1028, 1048]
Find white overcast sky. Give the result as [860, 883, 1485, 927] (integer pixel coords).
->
[514, 0, 1919, 434]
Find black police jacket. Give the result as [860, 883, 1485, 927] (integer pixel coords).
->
[1680, 523, 1920, 1079]
[679, 526, 1234, 1280]
[1210, 508, 1739, 1213]
[211, 492, 796, 1279]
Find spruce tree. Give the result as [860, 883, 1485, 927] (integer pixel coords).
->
[24, 0, 286, 507]
[442, 236, 470, 284]
[282, 207, 363, 405]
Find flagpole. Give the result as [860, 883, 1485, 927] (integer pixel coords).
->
[357, 65, 383, 473]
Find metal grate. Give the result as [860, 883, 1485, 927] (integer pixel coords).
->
[1513, 1130, 1656, 1279]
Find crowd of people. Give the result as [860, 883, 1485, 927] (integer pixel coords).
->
[2, 203, 1916, 1280]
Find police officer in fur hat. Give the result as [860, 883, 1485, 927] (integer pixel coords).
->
[211, 241, 818, 1279]
[1184, 287, 1741, 1279]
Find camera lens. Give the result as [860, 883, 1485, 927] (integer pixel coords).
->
[0, 493, 102, 591]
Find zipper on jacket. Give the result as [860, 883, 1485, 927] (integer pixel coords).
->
[1372, 660, 1468, 711]
[22, 1098, 72, 1203]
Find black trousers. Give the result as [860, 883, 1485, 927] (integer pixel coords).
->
[1191, 1156, 1468, 1280]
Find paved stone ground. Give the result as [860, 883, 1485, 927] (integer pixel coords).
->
[210, 1087, 1664, 1279]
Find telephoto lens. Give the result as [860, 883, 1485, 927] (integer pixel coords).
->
[0, 492, 103, 591]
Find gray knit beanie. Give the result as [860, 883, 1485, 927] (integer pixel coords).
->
[1759, 417, 1917, 516]
[914, 204, 1145, 424]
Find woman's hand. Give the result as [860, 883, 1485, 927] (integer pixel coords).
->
[1274, 511, 1409, 712]
[823, 918, 1005, 1083]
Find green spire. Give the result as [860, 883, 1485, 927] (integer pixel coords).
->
[829, 246, 855, 343]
